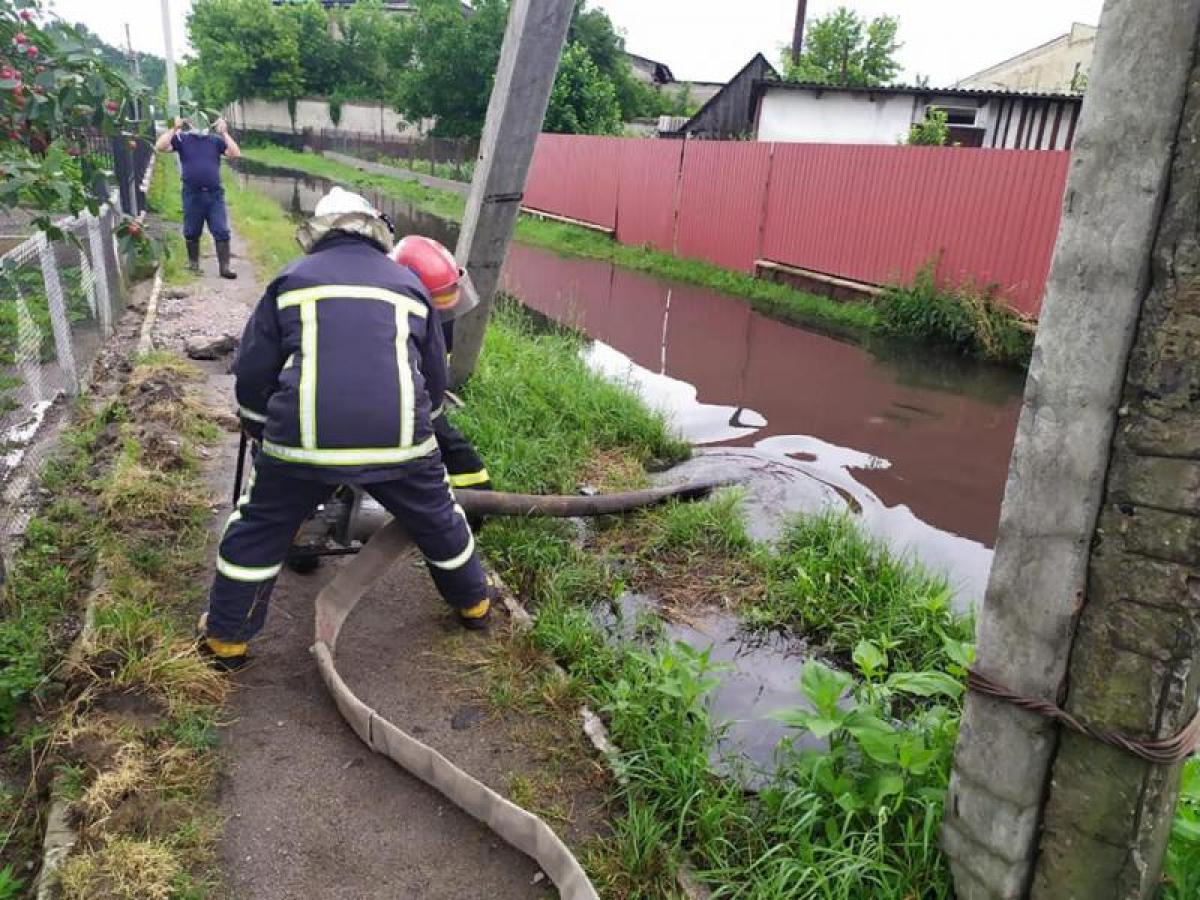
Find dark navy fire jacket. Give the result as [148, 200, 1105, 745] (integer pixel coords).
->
[234, 232, 449, 484]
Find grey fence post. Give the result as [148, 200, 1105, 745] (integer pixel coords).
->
[87, 212, 113, 338]
[36, 232, 79, 395]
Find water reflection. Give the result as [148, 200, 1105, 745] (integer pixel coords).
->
[502, 243, 1024, 608]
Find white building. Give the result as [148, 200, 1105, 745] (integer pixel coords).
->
[753, 82, 1082, 151]
[958, 22, 1097, 94]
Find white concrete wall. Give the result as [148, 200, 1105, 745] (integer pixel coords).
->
[756, 90, 917, 144]
[226, 97, 429, 139]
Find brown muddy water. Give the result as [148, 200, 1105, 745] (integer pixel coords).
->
[237, 163, 1026, 776]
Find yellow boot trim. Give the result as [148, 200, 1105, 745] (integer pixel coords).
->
[459, 598, 490, 620]
[205, 637, 249, 658]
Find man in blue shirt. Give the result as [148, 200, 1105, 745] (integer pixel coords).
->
[155, 116, 242, 279]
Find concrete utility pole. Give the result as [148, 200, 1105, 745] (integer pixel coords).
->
[791, 0, 808, 65]
[447, 0, 574, 388]
[943, 1, 1200, 898]
[160, 0, 179, 120]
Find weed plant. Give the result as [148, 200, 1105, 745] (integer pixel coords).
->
[876, 262, 1034, 365]
[1165, 758, 1200, 899]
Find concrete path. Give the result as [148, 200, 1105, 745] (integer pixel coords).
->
[151, 234, 570, 899]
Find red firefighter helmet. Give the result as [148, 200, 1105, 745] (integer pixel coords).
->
[390, 236, 463, 314]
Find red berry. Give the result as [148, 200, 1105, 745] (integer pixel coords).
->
[67, 146, 79, 157]
[14, 33, 26, 44]
[104, 99, 118, 113]
[7, 130, 18, 140]
[25, 46, 36, 58]
[20, 10, 32, 21]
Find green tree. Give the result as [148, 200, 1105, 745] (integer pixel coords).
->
[187, 0, 303, 107]
[908, 107, 948, 146]
[279, 0, 339, 97]
[544, 42, 621, 134]
[783, 6, 901, 87]
[334, 0, 409, 99]
[567, 2, 634, 117]
[0, 0, 145, 230]
[393, 0, 508, 138]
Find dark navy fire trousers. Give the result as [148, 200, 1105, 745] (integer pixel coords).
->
[206, 451, 488, 644]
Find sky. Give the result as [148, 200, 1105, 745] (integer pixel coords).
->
[48, 0, 1106, 86]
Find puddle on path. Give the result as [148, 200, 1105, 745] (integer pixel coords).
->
[596, 591, 826, 785]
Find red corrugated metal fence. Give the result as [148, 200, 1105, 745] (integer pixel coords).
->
[523, 135, 1070, 318]
[614, 140, 683, 252]
[523, 134, 621, 231]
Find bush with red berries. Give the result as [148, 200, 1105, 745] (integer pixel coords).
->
[0, 0, 144, 231]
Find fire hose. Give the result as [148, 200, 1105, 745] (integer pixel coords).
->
[309, 480, 724, 900]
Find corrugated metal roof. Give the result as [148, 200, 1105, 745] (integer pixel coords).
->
[756, 80, 1084, 103]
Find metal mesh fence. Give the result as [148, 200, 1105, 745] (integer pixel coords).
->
[0, 205, 129, 569]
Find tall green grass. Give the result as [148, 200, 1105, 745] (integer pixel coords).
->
[453, 301, 688, 494]
[876, 262, 1034, 365]
[146, 156, 194, 287]
[494, 510, 963, 899]
[223, 171, 304, 276]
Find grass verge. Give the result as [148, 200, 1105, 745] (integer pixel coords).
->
[224, 170, 304, 277]
[146, 159, 195, 288]
[478, 487, 974, 897]
[876, 262, 1035, 366]
[0, 354, 227, 898]
[433, 296, 973, 895]
[241, 143, 1034, 365]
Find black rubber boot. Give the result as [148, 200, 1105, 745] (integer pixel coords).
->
[185, 238, 201, 274]
[216, 240, 237, 280]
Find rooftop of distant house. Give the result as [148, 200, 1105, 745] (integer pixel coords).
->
[269, 0, 473, 12]
[755, 80, 1086, 104]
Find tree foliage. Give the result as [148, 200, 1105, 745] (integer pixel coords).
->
[391, 0, 507, 137]
[188, 0, 304, 105]
[543, 42, 620, 135]
[0, 0, 145, 229]
[783, 6, 901, 87]
[186, 0, 660, 136]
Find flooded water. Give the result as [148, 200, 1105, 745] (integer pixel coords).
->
[237, 163, 1025, 776]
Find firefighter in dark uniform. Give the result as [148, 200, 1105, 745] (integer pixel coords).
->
[200, 188, 492, 670]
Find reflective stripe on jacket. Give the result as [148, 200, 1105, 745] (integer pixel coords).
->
[234, 233, 448, 484]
